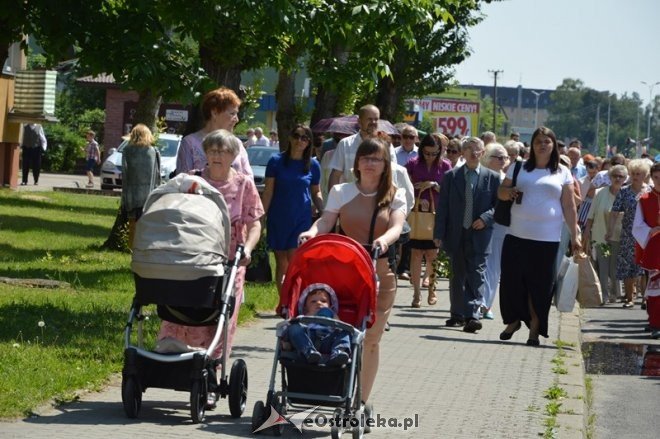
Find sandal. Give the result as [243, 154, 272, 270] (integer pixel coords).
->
[622, 301, 634, 309]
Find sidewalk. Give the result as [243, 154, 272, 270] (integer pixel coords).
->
[0, 277, 586, 439]
[11, 172, 118, 195]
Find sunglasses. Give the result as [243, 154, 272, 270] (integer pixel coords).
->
[291, 133, 310, 141]
[490, 155, 509, 161]
[611, 174, 627, 180]
[446, 149, 459, 154]
[402, 134, 416, 139]
[423, 151, 440, 157]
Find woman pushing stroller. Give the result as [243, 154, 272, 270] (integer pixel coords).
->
[299, 137, 406, 405]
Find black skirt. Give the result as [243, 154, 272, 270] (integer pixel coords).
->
[408, 239, 439, 250]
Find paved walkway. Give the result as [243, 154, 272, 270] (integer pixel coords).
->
[1, 275, 585, 439]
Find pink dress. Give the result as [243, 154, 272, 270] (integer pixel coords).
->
[158, 170, 264, 358]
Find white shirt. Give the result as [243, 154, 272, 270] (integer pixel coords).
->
[325, 183, 407, 216]
[328, 133, 397, 183]
[508, 164, 573, 242]
[253, 136, 270, 147]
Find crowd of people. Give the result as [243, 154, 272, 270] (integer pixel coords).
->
[118, 88, 660, 413]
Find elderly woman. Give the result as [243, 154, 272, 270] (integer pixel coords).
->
[158, 129, 264, 405]
[405, 134, 451, 307]
[583, 165, 627, 303]
[121, 124, 161, 247]
[610, 159, 651, 308]
[262, 125, 323, 297]
[481, 142, 510, 319]
[498, 127, 581, 346]
[299, 137, 406, 410]
[176, 87, 252, 176]
[445, 138, 463, 168]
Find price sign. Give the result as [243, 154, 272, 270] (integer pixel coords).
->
[436, 116, 471, 136]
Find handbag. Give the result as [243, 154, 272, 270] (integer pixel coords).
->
[576, 253, 603, 307]
[555, 255, 579, 312]
[408, 188, 435, 241]
[493, 160, 522, 226]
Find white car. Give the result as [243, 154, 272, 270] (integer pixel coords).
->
[247, 145, 279, 193]
[100, 133, 182, 190]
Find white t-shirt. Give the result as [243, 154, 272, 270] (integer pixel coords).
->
[328, 133, 397, 183]
[325, 183, 407, 215]
[507, 163, 573, 242]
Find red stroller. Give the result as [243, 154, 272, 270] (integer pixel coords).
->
[251, 234, 378, 438]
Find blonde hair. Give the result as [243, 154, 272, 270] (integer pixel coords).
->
[129, 124, 154, 147]
[627, 159, 650, 177]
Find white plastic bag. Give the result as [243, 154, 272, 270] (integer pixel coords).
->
[556, 256, 579, 312]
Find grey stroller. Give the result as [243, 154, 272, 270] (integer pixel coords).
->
[122, 175, 247, 423]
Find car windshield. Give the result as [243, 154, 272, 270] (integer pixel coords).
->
[117, 138, 179, 157]
[248, 148, 278, 166]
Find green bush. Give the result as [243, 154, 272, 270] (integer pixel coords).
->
[43, 124, 85, 172]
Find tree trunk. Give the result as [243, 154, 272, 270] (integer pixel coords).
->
[199, 45, 242, 96]
[275, 68, 296, 152]
[311, 84, 340, 128]
[133, 89, 162, 132]
[375, 76, 400, 122]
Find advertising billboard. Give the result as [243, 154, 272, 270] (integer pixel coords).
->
[409, 88, 481, 137]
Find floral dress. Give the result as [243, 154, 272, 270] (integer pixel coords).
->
[158, 170, 264, 358]
[612, 186, 645, 280]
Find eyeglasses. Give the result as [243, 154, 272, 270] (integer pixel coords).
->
[423, 151, 440, 157]
[359, 156, 385, 164]
[611, 174, 627, 180]
[402, 134, 416, 140]
[446, 149, 459, 154]
[206, 148, 231, 156]
[291, 133, 310, 141]
[490, 155, 509, 161]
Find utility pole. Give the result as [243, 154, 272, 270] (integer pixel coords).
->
[489, 69, 503, 134]
[641, 80, 660, 139]
[530, 90, 545, 128]
[605, 93, 611, 148]
[594, 103, 600, 154]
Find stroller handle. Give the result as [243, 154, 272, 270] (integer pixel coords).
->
[371, 246, 381, 260]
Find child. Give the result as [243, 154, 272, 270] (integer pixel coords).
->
[285, 283, 351, 366]
[84, 130, 101, 188]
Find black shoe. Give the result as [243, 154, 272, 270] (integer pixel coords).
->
[326, 350, 350, 366]
[463, 319, 482, 333]
[526, 338, 540, 347]
[21, 182, 27, 186]
[499, 321, 522, 341]
[304, 349, 321, 364]
[446, 318, 466, 327]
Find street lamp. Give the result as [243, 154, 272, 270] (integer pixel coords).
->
[641, 80, 660, 139]
[530, 90, 545, 128]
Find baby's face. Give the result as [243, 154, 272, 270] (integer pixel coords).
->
[304, 290, 330, 314]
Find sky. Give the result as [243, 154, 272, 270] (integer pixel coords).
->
[453, 0, 660, 106]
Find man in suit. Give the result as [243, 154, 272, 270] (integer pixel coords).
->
[434, 137, 500, 332]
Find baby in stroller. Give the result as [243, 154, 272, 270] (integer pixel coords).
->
[285, 283, 351, 366]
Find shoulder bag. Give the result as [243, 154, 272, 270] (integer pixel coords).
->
[493, 160, 522, 227]
[408, 188, 435, 241]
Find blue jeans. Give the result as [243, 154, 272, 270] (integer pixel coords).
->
[286, 323, 350, 358]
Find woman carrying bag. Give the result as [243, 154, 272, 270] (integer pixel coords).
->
[405, 134, 452, 307]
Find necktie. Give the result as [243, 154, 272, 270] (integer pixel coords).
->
[463, 169, 474, 229]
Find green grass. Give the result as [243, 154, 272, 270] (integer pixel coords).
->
[0, 190, 278, 418]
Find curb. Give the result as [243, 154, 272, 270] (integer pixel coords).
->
[53, 187, 121, 197]
[555, 304, 588, 438]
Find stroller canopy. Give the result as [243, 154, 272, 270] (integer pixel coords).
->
[279, 234, 377, 328]
[131, 174, 231, 281]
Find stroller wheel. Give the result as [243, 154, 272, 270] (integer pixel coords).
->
[331, 408, 344, 439]
[251, 400, 266, 433]
[190, 379, 207, 423]
[121, 375, 142, 418]
[228, 359, 248, 417]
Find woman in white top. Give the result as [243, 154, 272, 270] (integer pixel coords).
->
[583, 165, 627, 303]
[300, 137, 406, 406]
[481, 143, 510, 320]
[497, 127, 581, 346]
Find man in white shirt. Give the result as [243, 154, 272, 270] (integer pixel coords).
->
[394, 125, 418, 166]
[244, 128, 257, 147]
[328, 104, 396, 193]
[253, 127, 270, 146]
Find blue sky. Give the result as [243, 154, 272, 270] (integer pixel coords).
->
[453, 0, 660, 105]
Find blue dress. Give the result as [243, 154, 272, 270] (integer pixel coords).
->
[266, 153, 320, 250]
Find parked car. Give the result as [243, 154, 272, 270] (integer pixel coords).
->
[100, 133, 182, 190]
[247, 145, 279, 193]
